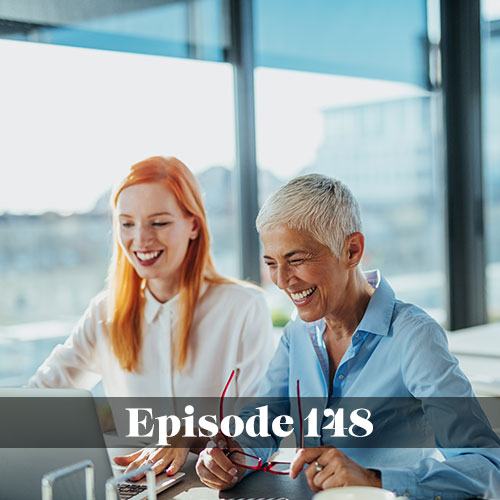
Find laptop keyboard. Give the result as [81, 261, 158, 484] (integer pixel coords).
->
[118, 483, 148, 499]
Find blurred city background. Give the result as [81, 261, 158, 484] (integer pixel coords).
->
[0, 0, 499, 386]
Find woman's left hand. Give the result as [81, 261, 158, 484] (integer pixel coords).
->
[113, 447, 190, 480]
[289, 447, 382, 493]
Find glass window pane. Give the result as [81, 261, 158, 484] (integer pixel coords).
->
[482, 0, 500, 322]
[255, 1, 447, 327]
[0, 0, 226, 61]
[0, 38, 236, 385]
[254, 0, 428, 86]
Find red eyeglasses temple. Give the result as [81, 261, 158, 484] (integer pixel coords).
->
[297, 379, 304, 448]
[221, 371, 303, 448]
[220, 369, 235, 421]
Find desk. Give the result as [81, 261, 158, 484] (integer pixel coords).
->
[160, 454, 484, 500]
[447, 322, 500, 396]
[160, 453, 313, 500]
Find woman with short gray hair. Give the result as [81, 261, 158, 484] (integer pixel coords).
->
[256, 173, 362, 258]
[197, 173, 500, 499]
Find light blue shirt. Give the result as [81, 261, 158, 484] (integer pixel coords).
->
[245, 271, 500, 499]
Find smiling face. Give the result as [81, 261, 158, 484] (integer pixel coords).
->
[116, 182, 198, 301]
[261, 225, 353, 323]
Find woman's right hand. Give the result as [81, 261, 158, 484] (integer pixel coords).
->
[195, 438, 246, 490]
[113, 447, 189, 480]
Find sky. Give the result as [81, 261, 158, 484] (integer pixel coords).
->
[483, 0, 500, 20]
[1, 38, 425, 214]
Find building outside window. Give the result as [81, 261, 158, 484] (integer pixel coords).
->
[253, 0, 447, 325]
[482, 0, 500, 322]
[0, 0, 237, 385]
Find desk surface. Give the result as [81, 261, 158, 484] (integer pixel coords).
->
[160, 455, 484, 500]
[447, 322, 500, 395]
[160, 453, 313, 500]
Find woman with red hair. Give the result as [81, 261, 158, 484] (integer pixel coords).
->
[29, 156, 274, 477]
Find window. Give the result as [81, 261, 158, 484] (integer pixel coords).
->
[254, 0, 446, 325]
[482, 0, 500, 322]
[2, 0, 494, 388]
[0, 1, 236, 385]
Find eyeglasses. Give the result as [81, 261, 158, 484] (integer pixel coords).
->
[219, 370, 303, 475]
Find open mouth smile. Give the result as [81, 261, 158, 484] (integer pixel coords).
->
[290, 286, 317, 304]
[134, 250, 163, 266]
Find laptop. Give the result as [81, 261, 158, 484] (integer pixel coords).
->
[0, 388, 185, 500]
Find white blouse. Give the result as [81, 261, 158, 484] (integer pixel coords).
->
[29, 281, 275, 398]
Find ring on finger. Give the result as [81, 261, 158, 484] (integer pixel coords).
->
[314, 461, 324, 473]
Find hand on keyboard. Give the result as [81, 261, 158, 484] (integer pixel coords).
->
[113, 446, 190, 481]
[118, 483, 148, 499]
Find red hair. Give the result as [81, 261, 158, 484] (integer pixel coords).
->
[107, 156, 230, 372]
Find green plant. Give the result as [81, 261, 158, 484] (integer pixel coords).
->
[271, 309, 291, 328]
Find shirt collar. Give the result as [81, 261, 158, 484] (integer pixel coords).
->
[144, 285, 182, 324]
[143, 280, 209, 324]
[305, 269, 395, 337]
[356, 270, 396, 337]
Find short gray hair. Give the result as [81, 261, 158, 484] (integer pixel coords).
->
[256, 174, 363, 258]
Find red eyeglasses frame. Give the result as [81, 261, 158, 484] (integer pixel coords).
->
[218, 370, 303, 475]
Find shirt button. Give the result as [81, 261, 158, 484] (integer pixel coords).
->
[354, 333, 359, 338]
[338, 374, 344, 380]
